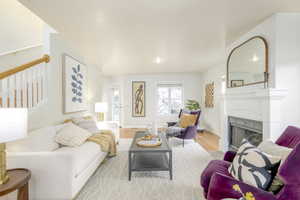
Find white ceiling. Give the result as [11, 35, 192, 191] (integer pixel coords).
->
[19, 0, 300, 75]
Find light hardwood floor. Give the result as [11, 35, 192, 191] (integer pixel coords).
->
[120, 128, 220, 152]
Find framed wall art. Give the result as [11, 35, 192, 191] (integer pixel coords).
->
[132, 81, 145, 117]
[63, 54, 88, 113]
[205, 82, 214, 108]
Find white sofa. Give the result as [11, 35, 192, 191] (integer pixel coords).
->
[6, 124, 107, 200]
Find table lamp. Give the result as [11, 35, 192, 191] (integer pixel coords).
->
[95, 102, 108, 121]
[0, 108, 27, 184]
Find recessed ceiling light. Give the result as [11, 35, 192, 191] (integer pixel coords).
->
[154, 57, 161, 64]
[252, 54, 259, 62]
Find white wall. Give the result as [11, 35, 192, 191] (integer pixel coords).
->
[109, 73, 202, 128]
[0, 45, 43, 73]
[199, 64, 226, 136]
[275, 13, 300, 129]
[28, 33, 105, 130]
[0, 0, 43, 54]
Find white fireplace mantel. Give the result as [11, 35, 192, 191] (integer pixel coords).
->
[220, 88, 288, 151]
[225, 88, 288, 100]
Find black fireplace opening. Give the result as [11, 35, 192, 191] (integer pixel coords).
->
[228, 116, 263, 151]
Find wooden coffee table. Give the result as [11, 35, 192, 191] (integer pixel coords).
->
[128, 131, 172, 181]
[0, 168, 31, 200]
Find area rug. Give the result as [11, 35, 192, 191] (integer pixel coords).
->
[75, 139, 215, 200]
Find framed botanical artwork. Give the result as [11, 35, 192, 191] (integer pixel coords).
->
[205, 82, 214, 108]
[231, 80, 244, 87]
[132, 81, 145, 117]
[63, 54, 88, 113]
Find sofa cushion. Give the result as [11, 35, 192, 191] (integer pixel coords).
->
[7, 126, 59, 152]
[55, 123, 92, 147]
[56, 141, 103, 177]
[201, 160, 232, 197]
[229, 140, 281, 190]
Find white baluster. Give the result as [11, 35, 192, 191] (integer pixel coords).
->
[22, 71, 27, 108]
[32, 66, 37, 107]
[15, 73, 22, 107]
[37, 65, 42, 105]
[1, 79, 8, 107]
[42, 62, 47, 102]
[27, 69, 32, 108]
[8, 76, 15, 107]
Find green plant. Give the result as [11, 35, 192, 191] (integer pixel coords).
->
[185, 99, 201, 111]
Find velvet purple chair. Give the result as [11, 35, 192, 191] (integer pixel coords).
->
[166, 109, 201, 147]
[200, 126, 300, 200]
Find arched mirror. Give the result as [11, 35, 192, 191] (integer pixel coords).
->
[227, 36, 268, 88]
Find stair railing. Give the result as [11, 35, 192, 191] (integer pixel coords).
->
[0, 55, 50, 108]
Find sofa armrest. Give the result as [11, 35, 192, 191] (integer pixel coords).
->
[7, 151, 75, 199]
[208, 173, 277, 200]
[223, 151, 237, 162]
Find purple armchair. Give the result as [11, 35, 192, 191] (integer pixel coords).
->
[200, 126, 300, 200]
[166, 109, 201, 147]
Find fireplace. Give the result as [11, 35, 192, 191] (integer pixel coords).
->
[228, 116, 263, 151]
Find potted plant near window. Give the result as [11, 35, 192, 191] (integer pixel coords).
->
[185, 99, 201, 111]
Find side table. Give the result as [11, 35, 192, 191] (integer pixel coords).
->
[0, 168, 31, 200]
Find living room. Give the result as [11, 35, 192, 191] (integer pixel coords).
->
[1, 0, 300, 200]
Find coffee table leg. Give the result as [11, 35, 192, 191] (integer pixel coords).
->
[18, 183, 29, 200]
[169, 151, 173, 180]
[128, 152, 132, 181]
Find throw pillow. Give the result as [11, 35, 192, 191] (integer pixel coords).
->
[258, 140, 293, 194]
[72, 116, 99, 134]
[258, 140, 292, 165]
[229, 140, 281, 190]
[179, 114, 197, 128]
[55, 123, 92, 147]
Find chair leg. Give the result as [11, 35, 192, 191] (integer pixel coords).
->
[182, 139, 184, 147]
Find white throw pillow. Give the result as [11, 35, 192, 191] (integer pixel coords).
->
[258, 140, 292, 165]
[55, 123, 92, 147]
[72, 117, 99, 134]
[258, 140, 293, 193]
[7, 126, 59, 152]
[229, 140, 281, 190]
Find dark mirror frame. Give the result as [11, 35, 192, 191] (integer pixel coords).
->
[227, 36, 269, 88]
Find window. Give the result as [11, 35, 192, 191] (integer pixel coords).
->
[157, 84, 183, 115]
[111, 88, 120, 122]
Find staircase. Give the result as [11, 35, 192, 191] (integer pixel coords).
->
[0, 55, 50, 109]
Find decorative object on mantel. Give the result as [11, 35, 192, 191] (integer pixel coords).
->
[205, 82, 214, 108]
[231, 80, 244, 87]
[227, 36, 268, 88]
[136, 134, 162, 147]
[63, 54, 88, 113]
[95, 102, 108, 121]
[185, 99, 201, 110]
[0, 108, 27, 184]
[132, 81, 145, 117]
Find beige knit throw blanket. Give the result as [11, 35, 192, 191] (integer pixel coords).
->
[87, 130, 117, 157]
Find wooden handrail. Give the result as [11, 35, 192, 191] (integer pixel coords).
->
[0, 54, 50, 80]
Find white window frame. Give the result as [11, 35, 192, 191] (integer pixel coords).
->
[156, 82, 184, 116]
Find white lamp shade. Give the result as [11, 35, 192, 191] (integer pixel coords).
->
[0, 108, 27, 143]
[95, 102, 108, 113]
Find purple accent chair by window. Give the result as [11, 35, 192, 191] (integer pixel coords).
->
[200, 126, 300, 200]
[166, 109, 201, 147]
